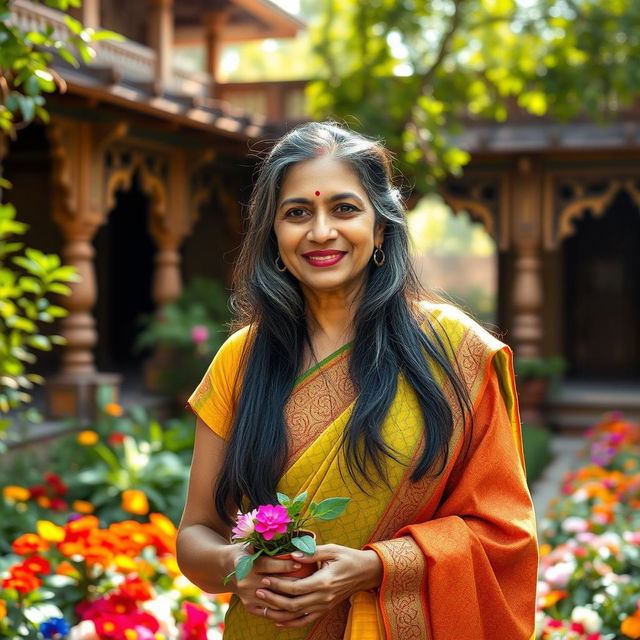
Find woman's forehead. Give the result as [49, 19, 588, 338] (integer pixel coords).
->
[279, 156, 365, 196]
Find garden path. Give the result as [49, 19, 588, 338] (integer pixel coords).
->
[530, 434, 584, 534]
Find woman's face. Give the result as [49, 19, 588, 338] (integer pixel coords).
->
[273, 155, 385, 300]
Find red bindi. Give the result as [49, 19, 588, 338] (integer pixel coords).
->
[315, 191, 320, 196]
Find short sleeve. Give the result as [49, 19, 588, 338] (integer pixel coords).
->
[187, 326, 250, 439]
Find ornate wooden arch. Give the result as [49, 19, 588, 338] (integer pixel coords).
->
[544, 172, 640, 249]
[438, 173, 509, 250]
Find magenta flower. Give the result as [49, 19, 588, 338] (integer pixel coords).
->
[231, 509, 258, 541]
[254, 504, 291, 541]
[191, 325, 209, 345]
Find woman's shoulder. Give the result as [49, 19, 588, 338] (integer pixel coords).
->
[212, 324, 252, 369]
[417, 301, 506, 355]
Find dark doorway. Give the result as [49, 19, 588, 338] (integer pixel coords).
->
[94, 173, 156, 373]
[563, 190, 640, 380]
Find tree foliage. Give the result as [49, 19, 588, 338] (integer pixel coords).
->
[309, 0, 640, 190]
[0, 1, 118, 429]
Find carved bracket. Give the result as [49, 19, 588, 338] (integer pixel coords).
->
[544, 172, 640, 249]
[439, 173, 508, 250]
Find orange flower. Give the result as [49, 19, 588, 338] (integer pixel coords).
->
[2, 567, 42, 594]
[22, 555, 51, 575]
[540, 590, 568, 608]
[621, 612, 640, 639]
[0, 599, 6, 619]
[37, 520, 65, 542]
[37, 496, 51, 508]
[122, 490, 149, 515]
[217, 592, 232, 605]
[12, 533, 49, 555]
[56, 561, 80, 578]
[77, 430, 99, 446]
[539, 544, 552, 558]
[3, 485, 30, 501]
[72, 500, 95, 514]
[105, 402, 123, 417]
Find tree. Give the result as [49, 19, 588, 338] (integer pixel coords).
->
[0, 1, 117, 431]
[308, 0, 640, 191]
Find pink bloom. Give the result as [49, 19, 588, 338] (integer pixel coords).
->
[191, 325, 209, 345]
[231, 509, 258, 541]
[544, 561, 574, 588]
[562, 517, 589, 534]
[254, 504, 291, 541]
[182, 602, 209, 640]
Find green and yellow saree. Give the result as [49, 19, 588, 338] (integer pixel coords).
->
[188, 303, 538, 640]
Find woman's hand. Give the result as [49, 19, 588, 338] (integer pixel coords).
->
[234, 552, 306, 620]
[253, 544, 383, 629]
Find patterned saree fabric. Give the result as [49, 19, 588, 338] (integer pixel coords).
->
[187, 304, 538, 639]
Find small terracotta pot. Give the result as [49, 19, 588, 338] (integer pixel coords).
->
[274, 531, 318, 579]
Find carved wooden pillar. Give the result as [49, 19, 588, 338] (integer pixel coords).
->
[510, 157, 544, 359]
[148, 0, 174, 95]
[47, 118, 127, 421]
[203, 10, 229, 94]
[81, 0, 100, 29]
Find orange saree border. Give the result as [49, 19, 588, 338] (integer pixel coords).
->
[284, 348, 355, 470]
[366, 325, 502, 640]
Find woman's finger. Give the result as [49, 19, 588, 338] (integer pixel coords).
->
[253, 556, 303, 575]
[255, 587, 318, 613]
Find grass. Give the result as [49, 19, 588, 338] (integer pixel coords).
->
[522, 423, 553, 485]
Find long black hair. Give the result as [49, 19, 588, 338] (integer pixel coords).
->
[215, 122, 471, 522]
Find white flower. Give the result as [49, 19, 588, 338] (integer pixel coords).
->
[68, 620, 99, 640]
[571, 606, 602, 633]
[143, 596, 179, 638]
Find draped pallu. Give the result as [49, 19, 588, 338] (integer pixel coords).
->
[188, 304, 538, 640]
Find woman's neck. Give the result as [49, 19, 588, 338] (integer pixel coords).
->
[302, 286, 359, 345]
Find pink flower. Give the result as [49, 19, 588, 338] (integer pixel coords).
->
[182, 602, 209, 640]
[231, 509, 258, 541]
[191, 325, 209, 345]
[562, 517, 589, 534]
[254, 504, 291, 541]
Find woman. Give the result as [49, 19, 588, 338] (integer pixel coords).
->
[177, 122, 538, 639]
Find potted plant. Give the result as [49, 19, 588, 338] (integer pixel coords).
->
[225, 492, 350, 583]
[514, 355, 566, 426]
[136, 278, 230, 403]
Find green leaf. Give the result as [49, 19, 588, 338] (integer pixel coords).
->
[91, 30, 125, 42]
[64, 15, 83, 35]
[277, 492, 291, 507]
[234, 551, 261, 582]
[311, 497, 350, 520]
[291, 535, 316, 555]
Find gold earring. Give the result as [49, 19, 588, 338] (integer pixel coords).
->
[275, 254, 287, 273]
[373, 247, 385, 267]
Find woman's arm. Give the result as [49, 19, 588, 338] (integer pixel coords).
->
[176, 418, 244, 593]
[177, 418, 305, 601]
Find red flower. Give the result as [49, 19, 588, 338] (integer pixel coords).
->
[2, 567, 42, 594]
[108, 432, 125, 445]
[22, 555, 51, 575]
[182, 601, 209, 640]
[570, 622, 585, 633]
[28, 484, 46, 498]
[49, 497, 69, 511]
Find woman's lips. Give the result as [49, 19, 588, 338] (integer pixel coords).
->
[302, 251, 347, 267]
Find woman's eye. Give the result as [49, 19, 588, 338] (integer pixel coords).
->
[336, 204, 357, 214]
[285, 208, 307, 218]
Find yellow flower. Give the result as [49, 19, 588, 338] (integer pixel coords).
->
[3, 486, 30, 501]
[72, 500, 95, 514]
[77, 430, 99, 446]
[37, 520, 65, 542]
[105, 403, 123, 417]
[114, 554, 138, 573]
[538, 543, 552, 558]
[124, 631, 138, 640]
[121, 489, 149, 515]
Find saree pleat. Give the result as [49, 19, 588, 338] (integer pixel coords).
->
[189, 304, 537, 640]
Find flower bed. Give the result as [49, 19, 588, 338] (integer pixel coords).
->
[536, 414, 640, 639]
[0, 400, 230, 639]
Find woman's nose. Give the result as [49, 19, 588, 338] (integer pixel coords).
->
[307, 213, 338, 243]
